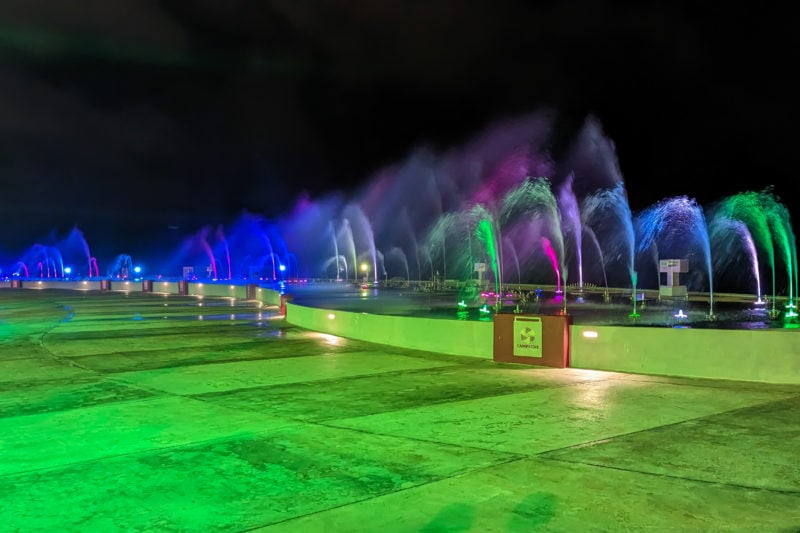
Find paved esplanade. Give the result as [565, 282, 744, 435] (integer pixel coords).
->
[1, 290, 798, 531]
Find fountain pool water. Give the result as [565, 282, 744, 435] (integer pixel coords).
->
[285, 282, 796, 330]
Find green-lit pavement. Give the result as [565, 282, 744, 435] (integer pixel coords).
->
[1, 290, 799, 531]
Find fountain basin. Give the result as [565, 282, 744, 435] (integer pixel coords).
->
[3, 280, 797, 384]
[284, 283, 800, 385]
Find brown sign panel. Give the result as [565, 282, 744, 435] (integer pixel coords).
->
[493, 313, 571, 367]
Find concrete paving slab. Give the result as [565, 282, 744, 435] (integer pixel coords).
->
[44, 325, 267, 357]
[327, 379, 793, 455]
[0, 396, 294, 475]
[111, 352, 460, 395]
[263, 457, 800, 532]
[0, 425, 512, 531]
[597, 369, 800, 394]
[67, 337, 377, 373]
[0, 357, 96, 383]
[198, 366, 609, 422]
[0, 375, 155, 419]
[544, 395, 800, 492]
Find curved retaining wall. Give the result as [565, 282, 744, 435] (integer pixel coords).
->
[570, 324, 800, 384]
[285, 302, 494, 359]
[1, 279, 284, 305]
[2, 280, 110, 291]
[284, 299, 800, 384]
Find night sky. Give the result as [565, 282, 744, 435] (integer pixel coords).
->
[0, 1, 797, 271]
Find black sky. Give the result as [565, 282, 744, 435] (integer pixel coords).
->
[0, 1, 797, 265]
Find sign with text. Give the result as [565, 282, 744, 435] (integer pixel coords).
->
[513, 316, 542, 357]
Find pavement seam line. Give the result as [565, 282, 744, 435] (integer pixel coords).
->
[530, 393, 800, 458]
[238, 455, 530, 532]
[541, 456, 800, 496]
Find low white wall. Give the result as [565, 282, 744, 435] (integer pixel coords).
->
[260, 288, 284, 306]
[18, 280, 105, 291]
[2, 279, 285, 304]
[287, 304, 800, 384]
[571, 324, 800, 384]
[188, 283, 247, 299]
[285, 302, 494, 358]
[111, 281, 143, 293]
[188, 283, 284, 306]
[152, 280, 181, 295]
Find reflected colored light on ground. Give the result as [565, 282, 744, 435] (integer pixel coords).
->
[304, 331, 345, 345]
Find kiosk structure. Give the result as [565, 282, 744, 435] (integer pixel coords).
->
[659, 259, 688, 299]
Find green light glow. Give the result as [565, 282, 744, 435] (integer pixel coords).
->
[475, 218, 500, 296]
[502, 178, 565, 272]
[0, 24, 190, 66]
[760, 191, 797, 307]
[0, 23, 311, 74]
[783, 303, 798, 323]
[717, 193, 775, 298]
[0, 321, 14, 339]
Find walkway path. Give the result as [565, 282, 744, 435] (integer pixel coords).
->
[1, 290, 798, 531]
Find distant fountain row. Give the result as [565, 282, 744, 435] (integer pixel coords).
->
[2, 113, 796, 321]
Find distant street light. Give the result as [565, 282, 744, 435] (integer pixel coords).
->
[360, 263, 370, 287]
